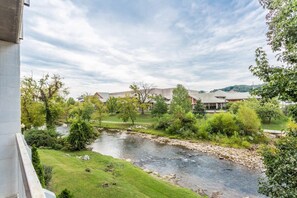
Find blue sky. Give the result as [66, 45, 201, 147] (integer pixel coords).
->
[21, 0, 272, 97]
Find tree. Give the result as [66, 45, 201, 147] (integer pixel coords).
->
[193, 100, 205, 118]
[106, 96, 118, 114]
[151, 95, 168, 117]
[21, 78, 45, 129]
[249, 0, 297, 121]
[130, 82, 154, 115]
[89, 95, 107, 126]
[32, 146, 45, 187]
[256, 99, 283, 123]
[68, 119, 94, 151]
[259, 130, 297, 197]
[170, 84, 192, 113]
[21, 74, 68, 129]
[118, 95, 138, 125]
[69, 97, 94, 121]
[237, 105, 261, 136]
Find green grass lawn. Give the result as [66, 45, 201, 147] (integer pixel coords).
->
[39, 149, 200, 198]
[102, 113, 156, 124]
[261, 118, 289, 131]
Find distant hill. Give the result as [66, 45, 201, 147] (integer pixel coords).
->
[211, 85, 262, 93]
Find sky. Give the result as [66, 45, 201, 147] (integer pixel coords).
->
[21, 0, 273, 97]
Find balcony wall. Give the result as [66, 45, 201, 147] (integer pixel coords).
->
[0, 40, 20, 197]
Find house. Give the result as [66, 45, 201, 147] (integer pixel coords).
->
[0, 1, 54, 197]
[94, 88, 256, 112]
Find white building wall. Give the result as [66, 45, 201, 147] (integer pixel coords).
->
[0, 40, 20, 197]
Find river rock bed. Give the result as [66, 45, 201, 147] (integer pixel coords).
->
[106, 129, 264, 171]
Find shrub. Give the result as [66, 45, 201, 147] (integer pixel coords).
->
[32, 146, 45, 187]
[151, 95, 168, 117]
[259, 132, 297, 197]
[43, 165, 53, 187]
[68, 119, 94, 151]
[58, 189, 74, 198]
[25, 129, 58, 148]
[154, 114, 171, 130]
[166, 112, 199, 136]
[207, 113, 239, 136]
[236, 105, 261, 135]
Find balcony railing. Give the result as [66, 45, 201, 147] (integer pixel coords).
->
[16, 133, 55, 198]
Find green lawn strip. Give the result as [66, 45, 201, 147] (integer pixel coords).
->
[261, 118, 289, 131]
[40, 149, 200, 198]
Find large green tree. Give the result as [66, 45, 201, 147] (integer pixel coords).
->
[151, 95, 168, 117]
[130, 82, 154, 115]
[106, 96, 118, 114]
[250, 1, 297, 196]
[118, 95, 138, 125]
[249, 0, 297, 121]
[170, 84, 192, 113]
[21, 74, 68, 129]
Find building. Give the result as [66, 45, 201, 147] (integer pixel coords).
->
[0, 1, 54, 197]
[94, 88, 256, 112]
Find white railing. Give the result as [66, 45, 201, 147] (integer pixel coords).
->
[16, 133, 52, 198]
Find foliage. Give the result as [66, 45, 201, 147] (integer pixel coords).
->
[21, 74, 68, 129]
[43, 165, 53, 188]
[69, 99, 94, 121]
[154, 114, 172, 130]
[130, 82, 154, 115]
[151, 95, 168, 117]
[229, 98, 283, 124]
[249, 0, 297, 121]
[88, 95, 107, 126]
[32, 146, 45, 187]
[68, 119, 94, 151]
[21, 77, 45, 129]
[25, 129, 58, 148]
[193, 100, 206, 118]
[117, 95, 138, 125]
[170, 84, 192, 113]
[285, 104, 297, 123]
[57, 189, 74, 198]
[206, 113, 239, 136]
[106, 96, 118, 114]
[237, 105, 261, 136]
[259, 130, 297, 197]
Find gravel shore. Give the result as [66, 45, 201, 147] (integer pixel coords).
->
[121, 131, 264, 171]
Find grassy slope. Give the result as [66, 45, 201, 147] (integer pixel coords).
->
[40, 149, 199, 198]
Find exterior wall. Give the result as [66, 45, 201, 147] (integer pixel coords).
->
[0, 40, 20, 197]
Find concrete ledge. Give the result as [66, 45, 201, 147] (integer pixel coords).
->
[16, 133, 45, 198]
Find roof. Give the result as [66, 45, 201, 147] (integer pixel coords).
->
[189, 91, 226, 103]
[95, 92, 110, 103]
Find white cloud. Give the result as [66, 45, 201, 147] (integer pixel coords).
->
[21, 0, 272, 97]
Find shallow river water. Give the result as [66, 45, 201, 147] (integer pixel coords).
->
[91, 132, 265, 198]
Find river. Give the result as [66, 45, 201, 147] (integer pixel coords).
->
[91, 132, 265, 198]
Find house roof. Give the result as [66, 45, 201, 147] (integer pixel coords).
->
[189, 91, 226, 103]
[95, 92, 110, 102]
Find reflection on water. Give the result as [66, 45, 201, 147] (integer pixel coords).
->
[91, 132, 265, 198]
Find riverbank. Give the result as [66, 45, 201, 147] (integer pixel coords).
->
[105, 129, 264, 171]
[39, 149, 201, 198]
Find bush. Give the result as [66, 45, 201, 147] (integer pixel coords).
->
[32, 146, 45, 187]
[43, 165, 53, 187]
[154, 114, 171, 130]
[68, 119, 94, 151]
[58, 189, 74, 198]
[166, 112, 199, 136]
[259, 132, 297, 197]
[207, 113, 239, 136]
[25, 129, 58, 148]
[236, 105, 261, 135]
